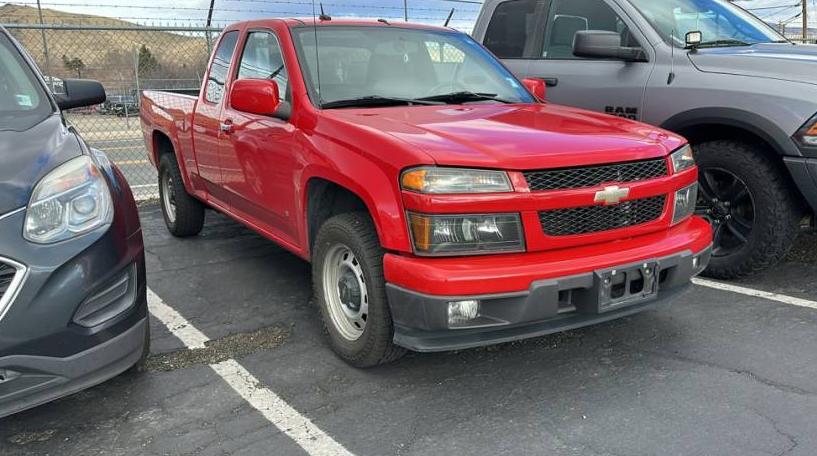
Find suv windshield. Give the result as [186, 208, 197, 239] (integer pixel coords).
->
[628, 0, 786, 47]
[0, 32, 53, 131]
[292, 26, 534, 108]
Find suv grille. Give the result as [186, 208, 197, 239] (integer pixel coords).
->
[539, 195, 666, 236]
[523, 158, 668, 191]
[0, 261, 17, 301]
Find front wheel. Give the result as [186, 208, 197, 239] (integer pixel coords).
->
[694, 140, 801, 279]
[312, 213, 406, 367]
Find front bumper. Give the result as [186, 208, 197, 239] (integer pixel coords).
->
[0, 164, 147, 419]
[384, 217, 712, 352]
[784, 156, 817, 215]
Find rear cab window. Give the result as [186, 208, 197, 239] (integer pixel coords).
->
[205, 31, 239, 104]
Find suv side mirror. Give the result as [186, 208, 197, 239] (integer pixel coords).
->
[230, 79, 281, 116]
[522, 78, 546, 102]
[55, 79, 106, 110]
[573, 30, 647, 62]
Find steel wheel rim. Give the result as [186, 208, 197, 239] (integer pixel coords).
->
[695, 167, 755, 258]
[322, 244, 368, 341]
[162, 172, 177, 224]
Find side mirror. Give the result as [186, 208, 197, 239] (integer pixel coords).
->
[55, 79, 106, 110]
[573, 30, 647, 62]
[522, 78, 546, 102]
[230, 79, 281, 116]
[685, 30, 703, 49]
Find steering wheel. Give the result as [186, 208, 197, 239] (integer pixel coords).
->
[425, 81, 468, 97]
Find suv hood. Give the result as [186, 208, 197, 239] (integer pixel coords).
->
[0, 115, 83, 216]
[326, 104, 683, 170]
[689, 43, 817, 85]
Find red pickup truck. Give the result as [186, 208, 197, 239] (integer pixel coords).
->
[140, 18, 712, 367]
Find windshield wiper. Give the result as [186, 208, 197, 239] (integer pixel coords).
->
[416, 91, 514, 104]
[695, 39, 752, 48]
[321, 95, 441, 109]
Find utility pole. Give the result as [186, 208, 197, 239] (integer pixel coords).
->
[35, 0, 53, 92]
[404, 0, 408, 21]
[205, 0, 216, 54]
[804, 0, 809, 43]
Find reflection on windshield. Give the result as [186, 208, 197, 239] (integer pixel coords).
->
[292, 26, 534, 108]
[628, 0, 785, 47]
[0, 33, 53, 131]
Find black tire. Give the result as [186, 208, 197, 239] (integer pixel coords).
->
[694, 140, 801, 279]
[158, 154, 205, 237]
[312, 212, 406, 367]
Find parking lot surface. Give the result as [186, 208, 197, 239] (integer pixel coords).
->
[2, 205, 817, 456]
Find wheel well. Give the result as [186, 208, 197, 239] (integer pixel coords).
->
[678, 123, 812, 218]
[152, 131, 174, 160]
[307, 179, 371, 252]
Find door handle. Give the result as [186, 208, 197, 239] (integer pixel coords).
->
[220, 121, 233, 133]
[542, 78, 559, 87]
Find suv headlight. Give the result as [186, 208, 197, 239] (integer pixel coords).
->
[795, 114, 817, 148]
[408, 212, 525, 256]
[401, 167, 512, 194]
[670, 145, 695, 174]
[24, 155, 114, 244]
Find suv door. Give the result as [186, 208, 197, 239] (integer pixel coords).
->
[488, 0, 654, 121]
[219, 29, 299, 243]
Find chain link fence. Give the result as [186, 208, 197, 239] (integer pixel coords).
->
[4, 23, 221, 200]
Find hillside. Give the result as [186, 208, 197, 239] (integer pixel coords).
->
[0, 4, 211, 90]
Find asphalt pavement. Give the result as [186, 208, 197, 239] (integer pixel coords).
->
[1, 205, 816, 456]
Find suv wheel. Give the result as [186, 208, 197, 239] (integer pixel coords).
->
[312, 212, 406, 367]
[694, 140, 801, 279]
[158, 154, 205, 237]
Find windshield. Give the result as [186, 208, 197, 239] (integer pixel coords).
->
[627, 0, 785, 47]
[292, 26, 534, 108]
[0, 32, 53, 131]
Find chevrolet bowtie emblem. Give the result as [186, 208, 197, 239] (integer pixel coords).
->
[594, 185, 630, 205]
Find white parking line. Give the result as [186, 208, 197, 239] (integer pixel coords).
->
[146, 288, 355, 456]
[693, 278, 817, 310]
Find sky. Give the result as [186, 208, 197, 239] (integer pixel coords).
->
[1, 0, 815, 30]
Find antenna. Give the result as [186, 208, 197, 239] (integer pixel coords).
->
[667, 29, 676, 85]
[311, 0, 323, 106]
[319, 3, 331, 21]
[444, 8, 455, 27]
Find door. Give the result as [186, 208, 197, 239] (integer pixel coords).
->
[526, 0, 655, 121]
[192, 30, 239, 190]
[219, 29, 299, 242]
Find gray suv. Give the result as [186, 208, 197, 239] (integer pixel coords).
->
[474, 0, 817, 279]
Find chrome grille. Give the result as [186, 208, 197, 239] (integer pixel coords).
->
[523, 158, 668, 191]
[0, 258, 26, 321]
[539, 196, 666, 236]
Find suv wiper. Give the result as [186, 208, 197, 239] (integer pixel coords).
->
[321, 95, 441, 109]
[416, 91, 514, 104]
[695, 39, 752, 48]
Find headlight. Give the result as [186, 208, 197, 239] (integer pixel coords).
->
[24, 155, 114, 244]
[670, 145, 695, 174]
[795, 114, 817, 148]
[672, 183, 698, 225]
[401, 167, 512, 194]
[408, 212, 524, 256]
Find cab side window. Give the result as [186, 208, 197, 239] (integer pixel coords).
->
[205, 31, 239, 104]
[483, 0, 539, 59]
[543, 0, 636, 60]
[236, 31, 289, 102]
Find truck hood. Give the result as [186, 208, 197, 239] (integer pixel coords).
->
[0, 115, 83, 216]
[326, 104, 683, 170]
[689, 43, 817, 85]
